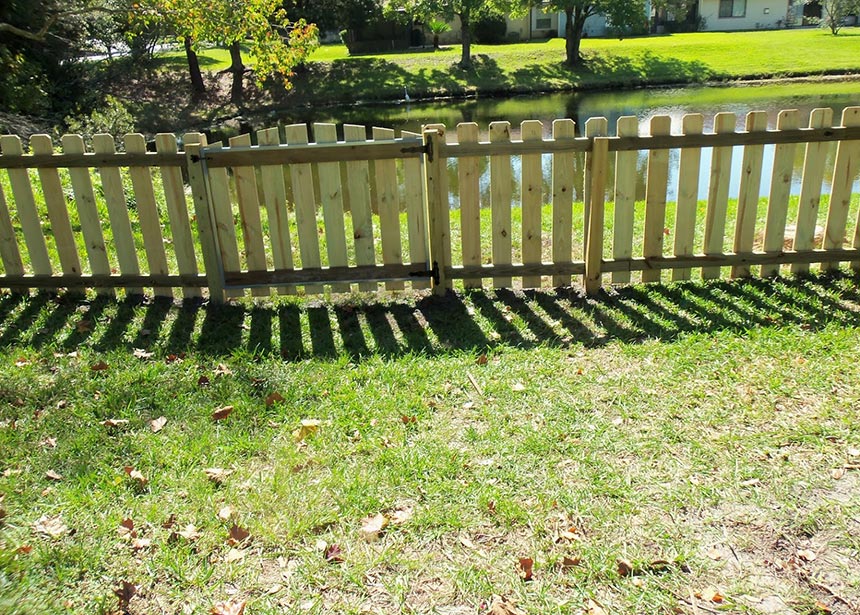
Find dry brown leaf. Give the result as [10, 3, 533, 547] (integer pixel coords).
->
[198, 375, 211, 387]
[76, 320, 91, 333]
[815, 601, 833, 614]
[389, 507, 413, 525]
[848, 447, 859, 458]
[798, 549, 817, 562]
[32, 515, 68, 538]
[476, 354, 488, 365]
[101, 419, 129, 428]
[131, 537, 152, 550]
[133, 348, 153, 360]
[212, 406, 234, 421]
[360, 513, 389, 542]
[616, 558, 634, 577]
[211, 600, 246, 615]
[400, 415, 417, 425]
[518, 557, 534, 581]
[45, 470, 63, 481]
[265, 392, 285, 407]
[512, 382, 526, 392]
[489, 596, 526, 615]
[214, 363, 233, 377]
[118, 518, 136, 538]
[90, 361, 109, 372]
[150, 416, 167, 433]
[557, 526, 581, 542]
[292, 419, 321, 442]
[17, 545, 33, 554]
[224, 548, 246, 563]
[217, 505, 235, 521]
[204, 468, 234, 484]
[324, 543, 344, 563]
[123, 466, 148, 486]
[178, 524, 201, 541]
[164, 353, 185, 364]
[227, 524, 250, 546]
[560, 556, 581, 569]
[114, 581, 137, 606]
[698, 587, 725, 603]
[162, 514, 177, 529]
[831, 467, 846, 480]
[40, 437, 57, 448]
[586, 598, 607, 615]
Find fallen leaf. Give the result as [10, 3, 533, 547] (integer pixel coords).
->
[150, 416, 167, 433]
[90, 361, 109, 372]
[211, 600, 245, 615]
[560, 555, 581, 568]
[324, 543, 344, 563]
[217, 505, 235, 521]
[40, 437, 57, 448]
[798, 549, 817, 562]
[133, 348, 153, 360]
[400, 415, 417, 425]
[616, 558, 634, 577]
[114, 581, 137, 606]
[214, 363, 233, 377]
[518, 557, 534, 581]
[14, 357, 30, 367]
[162, 514, 177, 529]
[123, 466, 148, 486]
[557, 526, 581, 542]
[512, 382, 526, 392]
[476, 354, 488, 365]
[265, 584, 283, 595]
[831, 467, 846, 480]
[814, 601, 833, 614]
[292, 419, 321, 442]
[164, 353, 185, 364]
[204, 468, 234, 484]
[224, 548, 245, 563]
[118, 518, 136, 538]
[212, 406, 234, 421]
[389, 507, 413, 525]
[848, 447, 859, 458]
[227, 524, 251, 546]
[76, 320, 91, 333]
[131, 537, 151, 550]
[586, 598, 607, 615]
[740, 478, 761, 487]
[45, 470, 63, 481]
[178, 524, 201, 541]
[706, 547, 723, 561]
[101, 419, 129, 428]
[631, 577, 645, 587]
[265, 392, 285, 407]
[360, 513, 389, 542]
[198, 375, 211, 387]
[17, 545, 33, 554]
[32, 515, 68, 538]
[490, 596, 526, 615]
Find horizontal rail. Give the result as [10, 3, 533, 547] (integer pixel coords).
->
[447, 262, 586, 279]
[0, 152, 187, 170]
[438, 126, 860, 158]
[223, 263, 431, 288]
[601, 248, 860, 273]
[0, 273, 208, 289]
[202, 139, 426, 167]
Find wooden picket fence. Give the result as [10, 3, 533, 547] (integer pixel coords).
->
[1, 108, 860, 302]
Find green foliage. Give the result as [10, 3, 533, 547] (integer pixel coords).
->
[427, 18, 451, 35]
[808, 0, 860, 35]
[471, 8, 507, 44]
[63, 96, 136, 149]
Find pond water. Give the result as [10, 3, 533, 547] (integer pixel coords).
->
[228, 80, 860, 206]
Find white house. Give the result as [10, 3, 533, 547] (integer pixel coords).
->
[697, 0, 792, 30]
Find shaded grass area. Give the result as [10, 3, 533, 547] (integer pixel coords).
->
[1, 273, 860, 614]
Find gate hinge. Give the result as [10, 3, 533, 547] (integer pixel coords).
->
[409, 261, 440, 286]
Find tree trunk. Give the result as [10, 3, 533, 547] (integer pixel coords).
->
[459, 9, 472, 68]
[229, 41, 244, 107]
[565, 7, 585, 67]
[184, 36, 205, 97]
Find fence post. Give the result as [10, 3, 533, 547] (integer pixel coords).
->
[185, 143, 225, 304]
[424, 126, 450, 296]
[585, 137, 609, 295]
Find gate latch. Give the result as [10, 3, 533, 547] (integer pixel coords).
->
[409, 261, 440, 286]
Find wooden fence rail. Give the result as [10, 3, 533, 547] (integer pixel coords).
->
[1, 107, 859, 302]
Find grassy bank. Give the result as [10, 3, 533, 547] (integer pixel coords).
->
[1, 273, 860, 614]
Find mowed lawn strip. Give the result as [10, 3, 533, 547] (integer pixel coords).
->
[1, 273, 859, 614]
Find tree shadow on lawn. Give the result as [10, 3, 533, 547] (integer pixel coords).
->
[2, 272, 860, 361]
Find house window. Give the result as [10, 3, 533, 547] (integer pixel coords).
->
[719, 0, 746, 17]
[535, 17, 552, 29]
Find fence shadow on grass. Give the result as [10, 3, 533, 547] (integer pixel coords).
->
[1, 272, 859, 360]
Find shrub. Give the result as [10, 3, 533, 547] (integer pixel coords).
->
[472, 9, 507, 44]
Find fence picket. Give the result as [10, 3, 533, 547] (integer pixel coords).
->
[489, 121, 513, 288]
[155, 133, 200, 299]
[29, 135, 80, 277]
[1, 136, 53, 277]
[642, 115, 672, 283]
[257, 127, 295, 295]
[425, 126, 450, 294]
[228, 133, 268, 297]
[285, 124, 323, 294]
[583, 117, 609, 245]
[822, 107, 860, 271]
[456, 123, 481, 288]
[61, 134, 112, 295]
[314, 123, 350, 293]
[672, 114, 705, 281]
[344, 124, 376, 291]
[702, 112, 737, 279]
[201, 140, 243, 298]
[124, 134, 171, 297]
[521, 120, 544, 288]
[372, 127, 404, 290]
[0, 182, 24, 277]
[551, 119, 576, 287]
[585, 137, 610, 295]
[731, 111, 769, 278]
[402, 130, 429, 290]
[612, 116, 638, 284]
[761, 110, 801, 277]
[93, 134, 142, 295]
[185, 139, 225, 303]
[792, 108, 834, 274]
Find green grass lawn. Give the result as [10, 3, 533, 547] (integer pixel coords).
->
[153, 29, 860, 107]
[1, 273, 860, 614]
